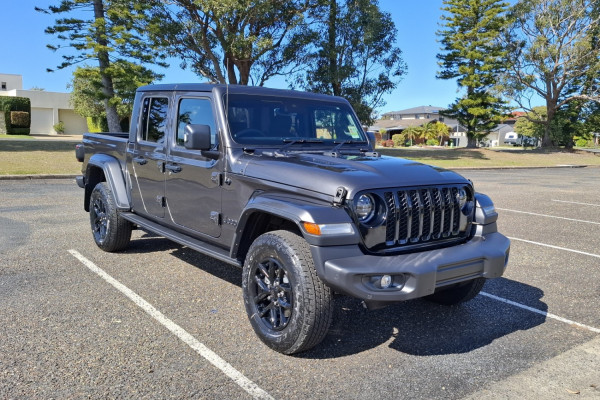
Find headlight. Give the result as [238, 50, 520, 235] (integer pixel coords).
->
[457, 187, 467, 207]
[356, 194, 375, 222]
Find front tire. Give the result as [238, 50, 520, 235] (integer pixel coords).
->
[242, 230, 333, 354]
[89, 182, 132, 252]
[425, 277, 486, 305]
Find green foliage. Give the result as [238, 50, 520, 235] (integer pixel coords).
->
[146, 0, 308, 86]
[53, 121, 66, 134]
[86, 117, 109, 133]
[501, 0, 600, 147]
[294, 0, 406, 125]
[391, 134, 405, 147]
[37, 0, 168, 132]
[0, 96, 31, 135]
[426, 139, 440, 146]
[70, 62, 160, 119]
[437, 0, 510, 147]
[575, 138, 590, 147]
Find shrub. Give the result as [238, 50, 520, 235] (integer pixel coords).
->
[53, 121, 65, 134]
[10, 111, 30, 128]
[0, 96, 31, 135]
[392, 134, 405, 147]
[86, 116, 109, 133]
[575, 138, 589, 147]
[426, 138, 439, 146]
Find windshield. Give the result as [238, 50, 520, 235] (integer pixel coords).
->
[224, 93, 366, 145]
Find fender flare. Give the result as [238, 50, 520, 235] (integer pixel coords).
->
[230, 193, 359, 259]
[85, 154, 130, 211]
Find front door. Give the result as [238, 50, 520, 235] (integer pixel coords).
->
[130, 95, 170, 219]
[165, 95, 222, 238]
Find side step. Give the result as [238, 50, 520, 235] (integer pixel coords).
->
[121, 212, 241, 267]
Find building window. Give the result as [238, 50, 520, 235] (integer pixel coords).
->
[415, 114, 421, 119]
[1, 82, 6, 90]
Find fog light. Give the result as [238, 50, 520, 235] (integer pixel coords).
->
[380, 275, 392, 289]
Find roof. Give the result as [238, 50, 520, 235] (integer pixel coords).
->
[382, 106, 445, 116]
[138, 83, 347, 103]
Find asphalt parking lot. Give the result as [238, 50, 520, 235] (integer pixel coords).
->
[1, 168, 599, 399]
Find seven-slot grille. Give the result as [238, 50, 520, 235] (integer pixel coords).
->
[381, 186, 469, 248]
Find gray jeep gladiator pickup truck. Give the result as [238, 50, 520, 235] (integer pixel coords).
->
[76, 83, 510, 354]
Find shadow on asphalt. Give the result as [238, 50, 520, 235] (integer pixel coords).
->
[300, 277, 546, 359]
[122, 236, 546, 359]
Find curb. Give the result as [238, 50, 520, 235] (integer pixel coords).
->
[0, 174, 78, 181]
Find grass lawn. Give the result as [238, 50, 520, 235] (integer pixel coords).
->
[377, 146, 600, 168]
[1, 139, 599, 175]
[0, 140, 82, 175]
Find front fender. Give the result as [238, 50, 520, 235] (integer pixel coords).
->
[85, 154, 130, 211]
[231, 193, 360, 258]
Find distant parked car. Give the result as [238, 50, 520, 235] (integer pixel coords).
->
[516, 135, 539, 147]
[504, 132, 518, 145]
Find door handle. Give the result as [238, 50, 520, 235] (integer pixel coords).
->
[165, 163, 182, 173]
[133, 156, 147, 165]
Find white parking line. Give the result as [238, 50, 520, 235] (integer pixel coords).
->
[496, 208, 600, 225]
[508, 237, 600, 259]
[68, 249, 273, 400]
[552, 199, 600, 207]
[480, 292, 600, 334]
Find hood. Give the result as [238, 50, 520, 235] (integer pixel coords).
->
[233, 151, 470, 199]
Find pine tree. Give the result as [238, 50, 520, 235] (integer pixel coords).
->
[437, 0, 509, 148]
[37, 0, 167, 132]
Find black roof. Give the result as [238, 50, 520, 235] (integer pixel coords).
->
[138, 83, 346, 103]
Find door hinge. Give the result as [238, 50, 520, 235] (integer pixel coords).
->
[211, 172, 222, 186]
[210, 211, 221, 225]
[156, 195, 166, 207]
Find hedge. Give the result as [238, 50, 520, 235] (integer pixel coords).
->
[86, 116, 109, 133]
[0, 96, 31, 135]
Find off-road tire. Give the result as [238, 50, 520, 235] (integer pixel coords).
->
[242, 230, 333, 355]
[425, 277, 486, 305]
[89, 182, 132, 252]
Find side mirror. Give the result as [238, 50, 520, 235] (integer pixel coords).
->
[184, 124, 212, 151]
[366, 131, 376, 144]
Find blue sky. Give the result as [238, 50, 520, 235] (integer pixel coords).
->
[2, 1, 461, 114]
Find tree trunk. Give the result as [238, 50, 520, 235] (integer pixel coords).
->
[466, 134, 478, 148]
[328, 0, 341, 96]
[542, 102, 555, 147]
[93, 0, 121, 132]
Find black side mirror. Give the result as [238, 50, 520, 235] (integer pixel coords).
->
[184, 124, 212, 151]
[366, 131, 376, 144]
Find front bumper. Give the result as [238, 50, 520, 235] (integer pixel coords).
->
[310, 232, 510, 304]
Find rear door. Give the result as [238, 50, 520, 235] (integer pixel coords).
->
[130, 94, 170, 219]
[164, 94, 222, 238]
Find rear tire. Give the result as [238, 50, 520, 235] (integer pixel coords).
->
[242, 230, 333, 354]
[425, 277, 486, 305]
[89, 182, 132, 252]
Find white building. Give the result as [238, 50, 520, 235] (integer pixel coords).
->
[0, 73, 87, 135]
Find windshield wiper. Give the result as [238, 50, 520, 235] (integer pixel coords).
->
[325, 140, 368, 157]
[275, 138, 324, 156]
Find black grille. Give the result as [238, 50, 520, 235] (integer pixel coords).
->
[374, 185, 472, 251]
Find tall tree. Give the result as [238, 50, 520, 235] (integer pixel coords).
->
[70, 61, 162, 120]
[146, 0, 311, 86]
[37, 0, 167, 132]
[295, 0, 406, 125]
[437, 0, 510, 148]
[501, 0, 600, 147]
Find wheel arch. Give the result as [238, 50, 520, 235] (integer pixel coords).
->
[230, 194, 358, 263]
[84, 154, 130, 212]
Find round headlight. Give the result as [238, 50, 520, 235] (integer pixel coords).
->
[457, 188, 467, 207]
[356, 194, 375, 222]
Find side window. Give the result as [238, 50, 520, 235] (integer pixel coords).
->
[176, 98, 217, 147]
[141, 97, 169, 143]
